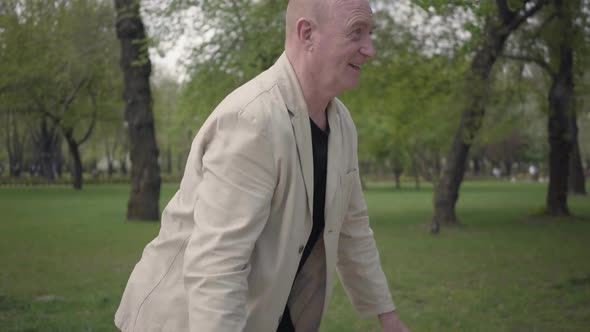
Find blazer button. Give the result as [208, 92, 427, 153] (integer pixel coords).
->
[298, 245, 304, 254]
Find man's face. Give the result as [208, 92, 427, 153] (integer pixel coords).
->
[311, 0, 376, 95]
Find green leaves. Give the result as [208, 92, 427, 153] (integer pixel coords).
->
[507, 0, 526, 12]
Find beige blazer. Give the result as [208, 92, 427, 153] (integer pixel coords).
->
[115, 52, 394, 332]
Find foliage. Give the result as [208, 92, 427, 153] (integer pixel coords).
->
[341, 7, 468, 179]
[142, 0, 287, 161]
[152, 75, 184, 174]
[2, 0, 588, 182]
[0, 0, 123, 179]
[343, 50, 467, 178]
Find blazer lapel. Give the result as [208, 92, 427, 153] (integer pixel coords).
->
[274, 51, 315, 221]
[290, 111, 314, 219]
[324, 101, 341, 220]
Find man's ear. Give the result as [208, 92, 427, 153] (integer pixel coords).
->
[296, 18, 315, 51]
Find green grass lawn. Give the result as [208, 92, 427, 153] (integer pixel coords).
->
[0, 181, 589, 332]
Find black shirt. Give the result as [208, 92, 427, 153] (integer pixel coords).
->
[298, 118, 329, 272]
[277, 118, 329, 332]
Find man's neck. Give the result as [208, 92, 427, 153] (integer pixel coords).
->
[304, 88, 329, 131]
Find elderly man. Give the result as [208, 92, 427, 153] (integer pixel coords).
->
[115, 0, 410, 331]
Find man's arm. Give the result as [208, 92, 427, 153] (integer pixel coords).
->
[183, 111, 275, 332]
[337, 170, 411, 331]
[336, 167, 395, 316]
[335, 113, 410, 331]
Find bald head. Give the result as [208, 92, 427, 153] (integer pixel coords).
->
[285, 0, 333, 41]
[284, 0, 376, 105]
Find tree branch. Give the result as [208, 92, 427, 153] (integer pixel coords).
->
[496, 0, 516, 25]
[77, 83, 98, 145]
[0, 84, 9, 96]
[508, 0, 550, 31]
[502, 53, 557, 79]
[34, 96, 61, 124]
[61, 77, 90, 114]
[524, 11, 557, 48]
[229, 0, 246, 37]
[4, 111, 12, 156]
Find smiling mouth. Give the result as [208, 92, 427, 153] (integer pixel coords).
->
[349, 64, 361, 70]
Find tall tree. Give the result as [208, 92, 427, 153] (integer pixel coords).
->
[114, 0, 161, 221]
[429, 0, 549, 233]
[503, 0, 588, 210]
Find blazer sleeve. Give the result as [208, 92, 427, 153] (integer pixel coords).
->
[336, 122, 395, 318]
[183, 111, 275, 332]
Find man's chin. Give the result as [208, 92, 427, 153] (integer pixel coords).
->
[344, 79, 360, 91]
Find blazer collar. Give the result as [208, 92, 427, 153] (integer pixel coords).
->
[272, 52, 342, 222]
[274, 52, 308, 119]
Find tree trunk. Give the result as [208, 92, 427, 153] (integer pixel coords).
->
[568, 112, 586, 195]
[121, 140, 129, 176]
[473, 157, 481, 176]
[545, 0, 574, 216]
[433, 154, 442, 179]
[121, 158, 128, 176]
[546, 69, 571, 215]
[114, 0, 161, 221]
[105, 141, 115, 178]
[412, 153, 420, 189]
[177, 152, 184, 173]
[64, 130, 83, 190]
[54, 143, 64, 178]
[393, 168, 402, 189]
[5, 110, 24, 177]
[33, 117, 60, 180]
[166, 145, 172, 175]
[432, 18, 508, 232]
[504, 159, 512, 178]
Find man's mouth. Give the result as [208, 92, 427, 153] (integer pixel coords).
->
[349, 64, 361, 71]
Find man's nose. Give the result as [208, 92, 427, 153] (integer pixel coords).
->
[361, 36, 376, 58]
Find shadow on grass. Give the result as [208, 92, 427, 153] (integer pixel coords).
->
[524, 205, 590, 224]
[365, 180, 549, 194]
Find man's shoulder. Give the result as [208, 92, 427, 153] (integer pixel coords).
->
[221, 69, 280, 111]
[207, 67, 287, 136]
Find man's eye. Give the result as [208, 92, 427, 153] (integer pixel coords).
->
[350, 28, 362, 39]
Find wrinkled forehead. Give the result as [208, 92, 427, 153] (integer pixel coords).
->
[327, 0, 374, 29]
